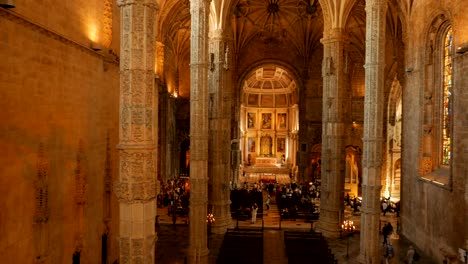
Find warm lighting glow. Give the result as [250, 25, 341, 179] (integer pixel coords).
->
[342, 219, 355, 232]
[206, 213, 215, 224]
[87, 22, 98, 43]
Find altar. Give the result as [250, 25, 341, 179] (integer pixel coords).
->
[254, 157, 277, 167]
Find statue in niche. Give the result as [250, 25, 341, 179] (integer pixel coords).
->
[247, 113, 255, 128]
[277, 138, 285, 152]
[248, 138, 256, 152]
[262, 113, 272, 129]
[260, 135, 272, 156]
[278, 113, 286, 129]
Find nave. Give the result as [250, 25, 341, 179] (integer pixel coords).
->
[155, 191, 434, 263]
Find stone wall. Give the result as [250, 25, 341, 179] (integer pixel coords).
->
[401, 0, 468, 261]
[0, 4, 120, 263]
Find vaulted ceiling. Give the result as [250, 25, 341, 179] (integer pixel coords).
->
[242, 64, 299, 108]
[156, 0, 404, 99]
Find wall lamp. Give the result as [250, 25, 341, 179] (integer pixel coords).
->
[0, 0, 15, 8]
[456, 42, 468, 54]
[90, 42, 103, 51]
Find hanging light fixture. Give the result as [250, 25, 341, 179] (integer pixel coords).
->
[0, 0, 15, 8]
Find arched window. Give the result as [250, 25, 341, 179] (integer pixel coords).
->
[441, 28, 453, 166]
[420, 16, 453, 187]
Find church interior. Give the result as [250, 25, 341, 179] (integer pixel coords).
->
[0, 0, 467, 263]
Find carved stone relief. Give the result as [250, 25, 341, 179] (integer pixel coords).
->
[103, 0, 113, 48]
[34, 143, 49, 223]
[105, 133, 113, 193]
[422, 157, 432, 175]
[75, 140, 87, 205]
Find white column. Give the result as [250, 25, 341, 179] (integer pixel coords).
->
[208, 29, 234, 233]
[317, 28, 347, 238]
[359, 0, 387, 263]
[115, 0, 159, 263]
[188, 0, 210, 263]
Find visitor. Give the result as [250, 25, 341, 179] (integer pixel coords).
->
[382, 223, 392, 245]
[405, 245, 415, 264]
[265, 195, 270, 210]
[251, 203, 258, 224]
[382, 200, 389, 215]
[383, 242, 394, 264]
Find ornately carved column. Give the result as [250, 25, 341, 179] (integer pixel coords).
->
[188, 0, 210, 263]
[115, 1, 158, 263]
[359, 0, 387, 263]
[208, 29, 233, 234]
[317, 28, 347, 237]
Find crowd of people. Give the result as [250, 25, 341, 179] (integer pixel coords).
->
[157, 176, 421, 263]
[157, 178, 190, 217]
[229, 180, 322, 222]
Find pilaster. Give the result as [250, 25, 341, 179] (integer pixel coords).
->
[188, 0, 211, 263]
[359, 0, 387, 263]
[116, 0, 158, 263]
[317, 28, 347, 238]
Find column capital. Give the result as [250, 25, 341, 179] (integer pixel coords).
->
[190, 0, 212, 13]
[321, 28, 348, 44]
[117, 0, 159, 10]
[209, 29, 225, 40]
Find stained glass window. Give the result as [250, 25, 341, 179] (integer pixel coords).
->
[442, 27, 452, 166]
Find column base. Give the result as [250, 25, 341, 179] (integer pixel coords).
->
[187, 247, 210, 264]
[210, 215, 234, 234]
[316, 219, 342, 238]
[316, 208, 344, 238]
[357, 253, 366, 263]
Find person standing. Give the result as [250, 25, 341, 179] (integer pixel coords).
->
[265, 196, 270, 210]
[251, 203, 258, 224]
[383, 242, 394, 264]
[387, 222, 394, 239]
[406, 245, 415, 264]
[382, 200, 388, 215]
[383, 223, 390, 245]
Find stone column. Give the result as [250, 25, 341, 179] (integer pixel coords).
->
[208, 29, 233, 233]
[359, 0, 387, 263]
[115, 0, 158, 263]
[188, 0, 210, 263]
[317, 28, 347, 238]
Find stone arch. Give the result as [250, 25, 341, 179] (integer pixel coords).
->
[237, 59, 304, 97]
[386, 0, 410, 44]
[239, 62, 301, 176]
[392, 158, 402, 197]
[345, 145, 362, 196]
[419, 12, 453, 183]
[209, 0, 232, 31]
[318, 0, 358, 33]
[385, 77, 402, 198]
[422, 11, 453, 63]
[387, 76, 402, 126]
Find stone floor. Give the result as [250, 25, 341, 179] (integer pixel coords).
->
[155, 194, 436, 264]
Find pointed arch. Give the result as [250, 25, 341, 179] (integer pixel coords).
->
[419, 12, 453, 188]
[318, 0, 358, 33]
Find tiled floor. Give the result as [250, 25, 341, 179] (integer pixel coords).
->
[155, 193, 435, 264]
